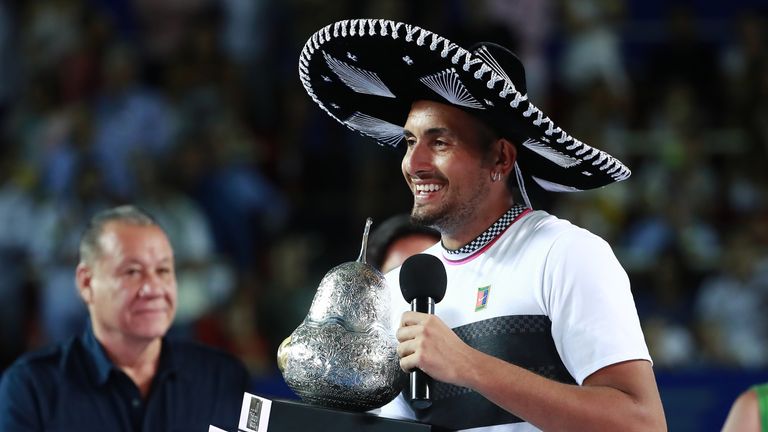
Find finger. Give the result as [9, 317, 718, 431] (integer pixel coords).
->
[399, 351, 419, 373]
[395, 324, 420, 343]
[400, 310, 428, 327]
[396, 339, 416, 359]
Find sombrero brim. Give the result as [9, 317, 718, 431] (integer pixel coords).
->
[299, 19, 630, 192]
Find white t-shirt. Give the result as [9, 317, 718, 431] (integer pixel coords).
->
[377, 209, 650, 431]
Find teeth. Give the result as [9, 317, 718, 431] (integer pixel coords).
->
[415, 184, 442, 193]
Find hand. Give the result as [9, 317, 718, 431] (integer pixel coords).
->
[395, 311, 475, 387]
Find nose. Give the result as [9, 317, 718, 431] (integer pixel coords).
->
[402, 140, 430, 177]
[138, 279, 164, 299]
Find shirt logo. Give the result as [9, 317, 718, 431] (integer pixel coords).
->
[475, 285, 490, 311]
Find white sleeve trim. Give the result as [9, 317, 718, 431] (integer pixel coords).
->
[573, 354, 653, 386]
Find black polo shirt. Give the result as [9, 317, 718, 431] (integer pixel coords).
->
[0, 325, 249, 431]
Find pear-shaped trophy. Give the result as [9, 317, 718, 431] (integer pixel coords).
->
[277, 218, 404, 411]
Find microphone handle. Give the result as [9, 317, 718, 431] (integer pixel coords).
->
[410, 297, 435, 409]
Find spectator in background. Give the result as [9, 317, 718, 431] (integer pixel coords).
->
[0, 150, 39, 367]
[91, 42, 178, 201]
[559, 0, 629, 99]
[0, 205, 249, 431]
[693, 226, 768, 367]
[368, 213, 440, 273]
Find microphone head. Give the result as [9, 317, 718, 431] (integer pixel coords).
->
[399, 254, 447, 303]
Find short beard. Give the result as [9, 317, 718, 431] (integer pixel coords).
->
[410, 206, 446, 232]
[410, 178, 489, 237]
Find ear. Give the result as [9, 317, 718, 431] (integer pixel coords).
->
[75, 262, 94, 305]
[493, 138, 517, 177]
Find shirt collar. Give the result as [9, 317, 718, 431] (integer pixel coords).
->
[82, 324, 115, 386]
[441, 204, 530, 259]
[82, 324, 178, 386]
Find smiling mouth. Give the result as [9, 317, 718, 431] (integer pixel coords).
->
[414, 183, 443, 195]
[133, 307, 168, 315]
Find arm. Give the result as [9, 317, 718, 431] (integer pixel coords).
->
[722, 389, 760, 432]
[397, 312, 667, 431]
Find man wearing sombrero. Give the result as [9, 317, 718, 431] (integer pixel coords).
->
[299, 19, 666, 431]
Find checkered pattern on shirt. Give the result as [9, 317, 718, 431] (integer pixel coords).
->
[454, 314, 550, 340]
[431, 315, 561, 401]
[443, 204, 528, 255]
[432, 365, 565, 400]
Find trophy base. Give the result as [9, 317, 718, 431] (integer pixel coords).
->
[236, 393, 444, 432]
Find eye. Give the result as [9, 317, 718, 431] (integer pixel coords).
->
[124, 268, 142, 278]
[405, 137, 416, 147]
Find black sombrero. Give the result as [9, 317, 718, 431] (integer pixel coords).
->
[298, 19, 630, 192]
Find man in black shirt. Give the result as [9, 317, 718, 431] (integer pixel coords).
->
[0, 205, 249, 431]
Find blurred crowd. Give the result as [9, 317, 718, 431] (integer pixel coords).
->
[0, 0, 766, 380]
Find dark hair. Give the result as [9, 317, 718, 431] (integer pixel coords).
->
[79, 205, 160, 265]
[367, 214, 440, 270]
[464, 108, 521, 194]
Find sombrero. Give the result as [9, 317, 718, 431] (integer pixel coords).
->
[298, 19, 630, 192]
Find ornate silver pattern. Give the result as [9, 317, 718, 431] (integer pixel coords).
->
[278, 219, 404, 411]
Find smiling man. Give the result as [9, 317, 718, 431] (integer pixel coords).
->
[0, 205, 249, 431]
[298, 19, 666, 431]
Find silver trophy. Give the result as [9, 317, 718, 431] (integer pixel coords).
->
[277, 218, 404, 411]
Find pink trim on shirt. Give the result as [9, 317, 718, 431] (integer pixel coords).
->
[442, 208, 532, 265]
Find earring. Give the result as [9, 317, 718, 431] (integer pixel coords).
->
[491, 171, 501, 182]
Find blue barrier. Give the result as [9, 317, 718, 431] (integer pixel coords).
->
[656, 368, 768, 431]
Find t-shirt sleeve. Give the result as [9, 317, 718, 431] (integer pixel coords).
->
[543, 228, 651, 384]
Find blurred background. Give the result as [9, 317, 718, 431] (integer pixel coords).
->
[0, 0, 766, 430]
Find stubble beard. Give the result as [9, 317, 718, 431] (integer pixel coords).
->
[410, 176, 490, 237]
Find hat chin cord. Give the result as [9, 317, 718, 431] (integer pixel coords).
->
[515, 162, 532, 209]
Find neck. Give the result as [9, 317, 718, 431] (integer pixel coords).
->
[94, 326, 162, 398]
[441, 197, 514, 250]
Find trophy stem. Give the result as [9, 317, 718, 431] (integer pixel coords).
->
[357, 217, 373, 264]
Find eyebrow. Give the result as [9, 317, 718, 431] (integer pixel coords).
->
[121, 257, 174, 266]
[403, 127, 452, 138]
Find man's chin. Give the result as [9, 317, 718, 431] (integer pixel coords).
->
[411, 209, 443, 229]
[129, 321, 172, 341]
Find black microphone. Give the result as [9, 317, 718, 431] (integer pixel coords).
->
[399, 253, 447, 410]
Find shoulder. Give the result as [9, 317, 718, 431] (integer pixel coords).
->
[722, 387, 761, 432]
[0, 341, 75, 428]
[517, 210, 610, 256]
[532, 212, 628, 292]
[2, 341, 72, 384]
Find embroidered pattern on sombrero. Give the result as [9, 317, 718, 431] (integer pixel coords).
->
[323, 51, 395, 98]
[344, 112, 404, 148]
[298, 19, 632, 189]
[420, 68, 486, 110]
[473, 46, 516, 92]
[522, 139, 581, 169]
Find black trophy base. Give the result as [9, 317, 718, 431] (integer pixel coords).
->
[238, 393, 444, 432]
